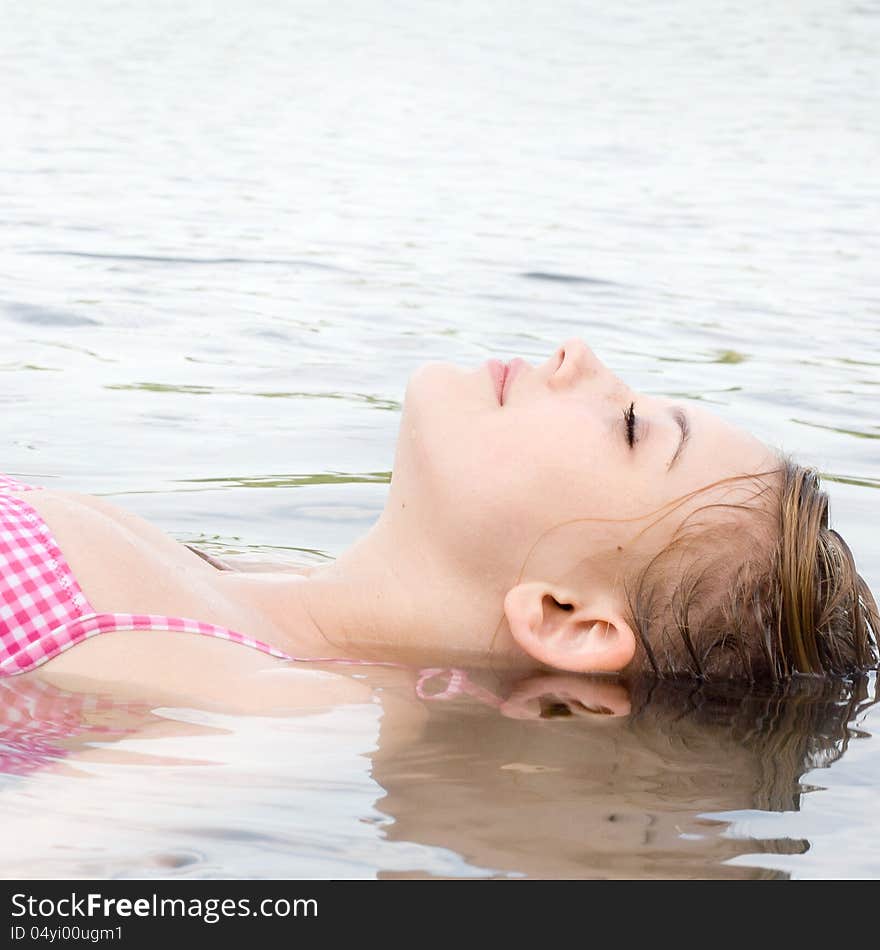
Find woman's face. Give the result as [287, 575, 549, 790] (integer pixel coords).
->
[384, 338, 778, 659]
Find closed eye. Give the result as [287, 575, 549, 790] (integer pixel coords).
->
[667, 407, 690, 471]
[622, 401, 690, 471]
[623, 402, 637, 448]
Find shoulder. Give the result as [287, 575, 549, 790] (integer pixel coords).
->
[9, 487, 275, 638]
[18, 488, 207, 559]
[5, 488, 373, 708]
[16, 488, 217, 585]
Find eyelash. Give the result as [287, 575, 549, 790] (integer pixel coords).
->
[623, 402, 637, 447]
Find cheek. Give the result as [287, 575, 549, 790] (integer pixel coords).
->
[491, 408, 607, 511]
[394, 393, 550, 545]
[395, 379, 635, 551]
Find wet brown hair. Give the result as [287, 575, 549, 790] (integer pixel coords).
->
[623, 455, 879, 681]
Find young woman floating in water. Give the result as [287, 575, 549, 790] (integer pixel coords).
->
[1, 338, 877, 707]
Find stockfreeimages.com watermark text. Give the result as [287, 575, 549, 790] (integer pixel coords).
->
[11, 892, 317, 927]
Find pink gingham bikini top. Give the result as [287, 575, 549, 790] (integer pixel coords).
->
[0, 475, 501, 706]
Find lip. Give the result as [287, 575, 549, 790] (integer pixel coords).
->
[487, 359, 507, 404]
[487, 357, 528, 405]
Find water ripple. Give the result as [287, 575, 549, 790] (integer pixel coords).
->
[3, 302, 101, 327]
[27, 250, 349, 271]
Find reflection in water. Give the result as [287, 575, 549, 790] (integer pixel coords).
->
[371, 671, 877, 878]
[0, 669, 875, 878]
[0, 677, 152, 777]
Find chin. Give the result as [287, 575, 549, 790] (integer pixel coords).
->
[398, 363, 449, 459]
[400, 361, 474, 438]
[403, 359, 462, 403]
[393, 361, 486, 516]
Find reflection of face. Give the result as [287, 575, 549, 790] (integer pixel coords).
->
[387, 338, 778, 620]
[372, 674, 768, 879]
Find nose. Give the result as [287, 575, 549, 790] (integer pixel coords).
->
[549, 337, 606, 389]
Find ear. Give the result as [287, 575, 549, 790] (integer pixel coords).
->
[503, 581, 636, 674]
[499, 673, 632, 720]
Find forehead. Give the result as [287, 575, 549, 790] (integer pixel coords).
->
[672, 399, 778, 485]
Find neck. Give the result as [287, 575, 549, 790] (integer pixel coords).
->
[217, 513, 533, 672]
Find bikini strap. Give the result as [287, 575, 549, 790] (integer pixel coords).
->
[414, 667, 504, 708]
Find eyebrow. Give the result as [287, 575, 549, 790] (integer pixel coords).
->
[667, 407, 690, 471]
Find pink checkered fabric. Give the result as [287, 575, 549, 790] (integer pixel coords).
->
[0, 474, 294, 676]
